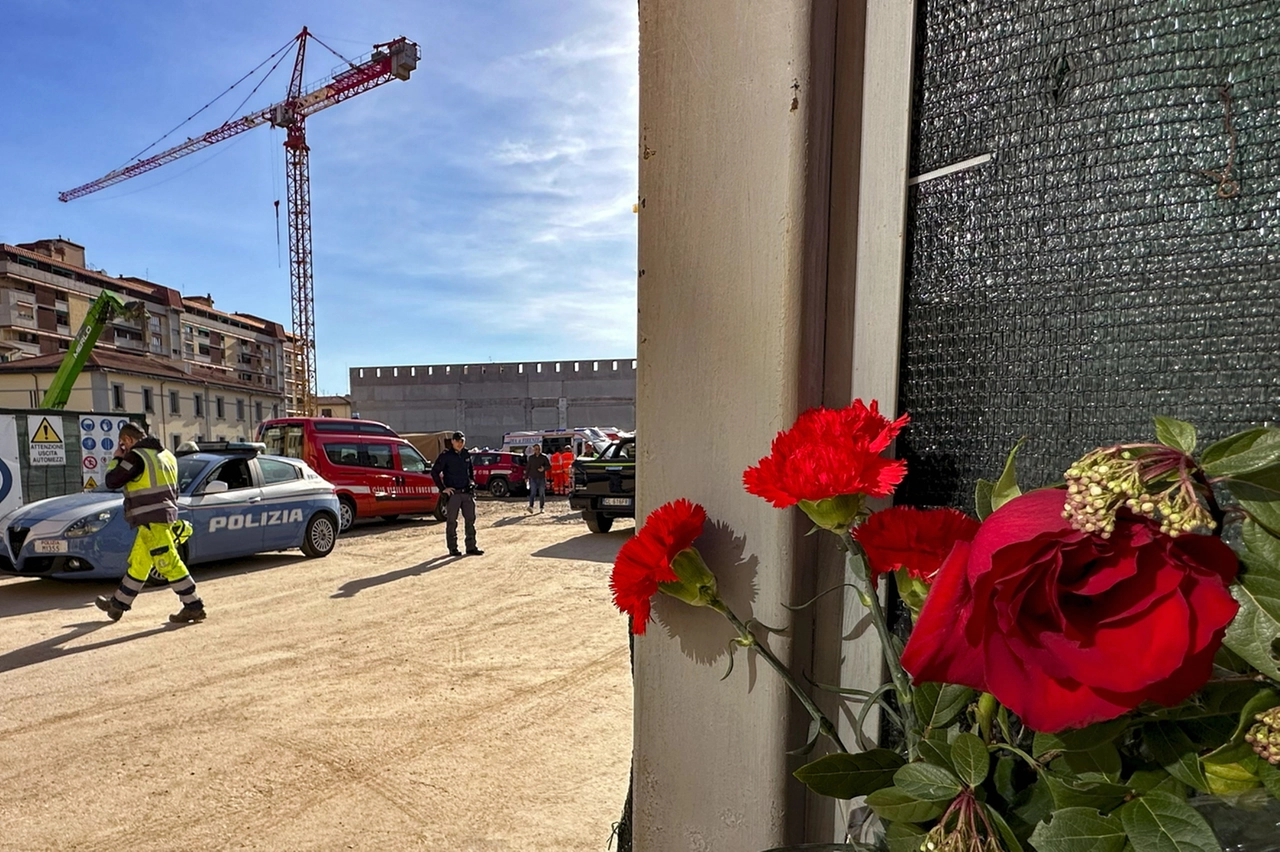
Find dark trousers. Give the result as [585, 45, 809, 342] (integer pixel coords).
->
[445, 491, 477, 552]
[528, 478, 546, 508]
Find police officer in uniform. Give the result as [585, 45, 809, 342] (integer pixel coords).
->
[95, 422, 206, 623]
[431, 431, 484, 557]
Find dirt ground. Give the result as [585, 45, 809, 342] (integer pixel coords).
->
[0, 498, 635, 852]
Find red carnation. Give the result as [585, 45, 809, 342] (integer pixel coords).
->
[611, 499, 708, 634]
[853, 506, 980, 588]
[743, 401, 909, 529]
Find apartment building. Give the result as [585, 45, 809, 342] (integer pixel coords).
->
[0, 237, 301, 415]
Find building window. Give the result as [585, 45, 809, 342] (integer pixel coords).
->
[142, 387, 154, 413]
[215, 397, 225, 419]
[255, 400, 263, 422]
[169, 390, 180, 415]
[194, 394, 203, 417]
[271, 403, 279, 419]
[236, 398, 245, 421]
[111, 384, 125, 411]
[171, 434, 182, 451]
[321, 408, 333, 417]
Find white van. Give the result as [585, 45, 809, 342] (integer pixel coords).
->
[501, 427, 612, 457]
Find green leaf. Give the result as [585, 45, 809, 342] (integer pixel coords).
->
[1154, 417, 1197, 455]
[1226, 466, 1280, 539]
[1144, 723, 1210, 793]
[893, 762, 965, 801]
[1060, 743, 1123, 781]
[865, 786, 950, 823]
[1222, 520, 1280, 680]
[1259, 761, 1280, 801]
[1201, 428, 1280, 477]
[991, 439, 1026, 513]
[918, 738, 954, 773]
[1034, 720, 1132, 757]
[1203, 688, 1280, 763]
[884, 821, 930, 852]
[951, 733, 990, 787]
[792, 749, 906, 800]
[1013, 776, 1057, 833]
[976, 478, 996, 521]
[1029, 807, 1127, 852]
[1200, 427, 1271, 468]
[1118, 791, 1220, 852]
[1043, 774, 1132, 812]
[1126, 769, 1179, 796]
[915, 682, 976, 732]
[985, 804, 1025, 852]
[993, 755, 1019, 805]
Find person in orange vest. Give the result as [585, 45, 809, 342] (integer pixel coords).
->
[549, 445, 568, 495]
[559, 445, 577, 495]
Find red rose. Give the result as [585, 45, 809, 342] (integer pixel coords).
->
[900, 489, 1239, 732]
[743, 401, 909, 528]
[853, 506, 980, 588]
[611, 499, 707, 635]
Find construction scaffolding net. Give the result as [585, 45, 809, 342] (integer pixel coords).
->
[896, 0, 1280, 509]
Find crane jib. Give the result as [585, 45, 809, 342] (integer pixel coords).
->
[55, 29, 420, 417]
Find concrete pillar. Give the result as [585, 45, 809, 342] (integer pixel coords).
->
[635, 0, 839, 847]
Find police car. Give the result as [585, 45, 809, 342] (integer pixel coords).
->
[0, 443, 341, 580]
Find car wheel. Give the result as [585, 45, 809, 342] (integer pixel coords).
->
[337, 496, 356, 532]
[301, 513, 338, 558]
[584, 512, 614, 534]
[489, 477, 510, 498]
[433, 499, 447, 522]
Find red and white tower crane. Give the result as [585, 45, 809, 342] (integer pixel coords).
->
[59, 27, 419, 416]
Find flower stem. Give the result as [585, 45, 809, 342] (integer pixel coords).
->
[840, 532, 920, 758]
[708, 599, 849, 754]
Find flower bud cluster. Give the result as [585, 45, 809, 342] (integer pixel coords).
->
[1062, 446, 1215, 538]
[1245, 706, 1280, 765]
[920, 820, 1003, 852]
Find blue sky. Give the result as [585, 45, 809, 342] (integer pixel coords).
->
[0, 0, 639, 396]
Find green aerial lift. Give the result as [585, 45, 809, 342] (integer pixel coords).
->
[40, 291, 149, 410]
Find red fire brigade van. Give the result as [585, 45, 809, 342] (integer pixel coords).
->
[257, 417, 443, 530]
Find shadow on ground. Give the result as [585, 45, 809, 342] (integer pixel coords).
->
[531, 530, 634, 563]
[330, 554, 461, 598]
[0, 619, 188, 674]
[0, 552, 314, 619]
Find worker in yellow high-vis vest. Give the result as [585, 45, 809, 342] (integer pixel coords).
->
[95, 422, 205, 624]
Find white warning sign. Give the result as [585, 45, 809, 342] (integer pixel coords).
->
[28, 415, 66, 466]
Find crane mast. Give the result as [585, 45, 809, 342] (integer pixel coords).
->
[59, 28, 419, 415]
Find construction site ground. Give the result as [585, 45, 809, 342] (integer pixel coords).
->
[0, 497, 634, 852]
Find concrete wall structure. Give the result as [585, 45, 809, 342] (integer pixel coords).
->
[634, 0, 911, 848]
[348, 359, 636, 449]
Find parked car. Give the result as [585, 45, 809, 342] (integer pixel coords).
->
[0, 443, 341, 580]
[258, 417, 444, 530]
[569, 436, 636, 533]
[470, 451, 528, 497]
